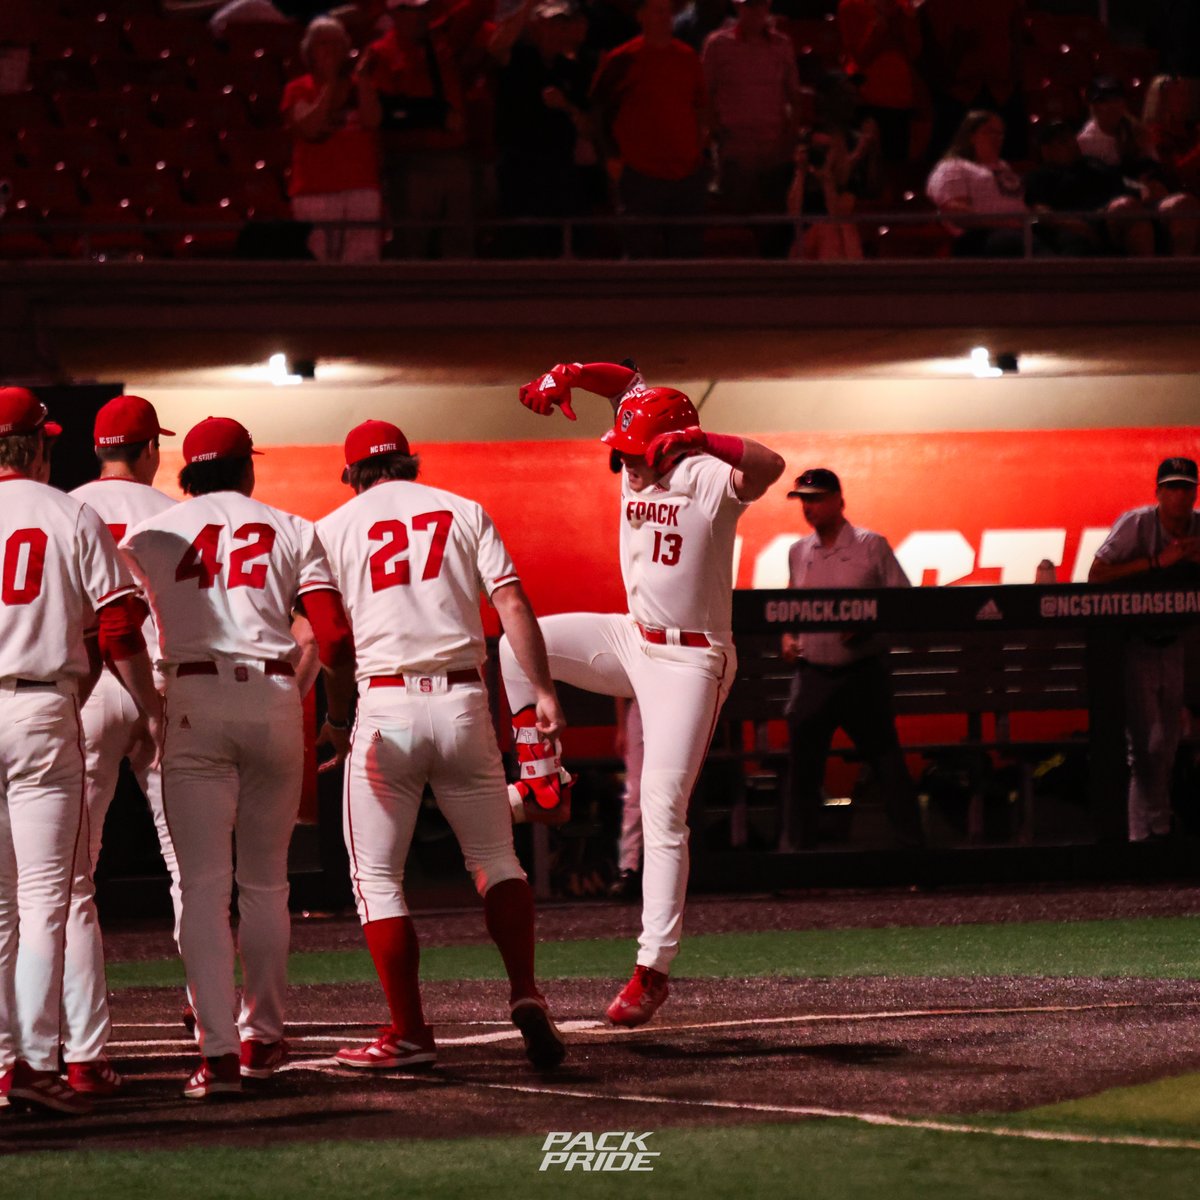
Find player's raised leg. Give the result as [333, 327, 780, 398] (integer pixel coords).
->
[499, 612, 634, 824]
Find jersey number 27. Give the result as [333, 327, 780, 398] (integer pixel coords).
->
[368, 512, 453, 591]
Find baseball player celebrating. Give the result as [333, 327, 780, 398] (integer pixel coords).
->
[121, 417, 356, 1100]
[317, 421, 568, 1071]
[0, 387, 161, 1116]
[504, 362, 785, 1026]
[61, 395, 180, 1096]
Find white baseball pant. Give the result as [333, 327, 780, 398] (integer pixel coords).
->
[344, 678, 526, 923]
[500, 613, 733, 974]
[161, 665, 303, 1059]
[0, 681, 85, 1074]
[618, 700, 645, 873]
[61, 671, 181, 1063]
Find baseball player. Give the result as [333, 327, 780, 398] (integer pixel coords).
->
[0, 387, 161, 1116]
[61, 395, 179, 1096]
[1089, 456, 1200, 841]
[503, 362, 785, 1026]
[317, 421, 567, 1071]
[121, 416, 356, 1100]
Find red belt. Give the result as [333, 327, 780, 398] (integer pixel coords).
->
[369, 670, 481, 689]
[636, 623, 711, 648]
[176, 660, 295, 678]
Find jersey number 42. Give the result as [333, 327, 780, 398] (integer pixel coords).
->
[175, 523, 276, 590]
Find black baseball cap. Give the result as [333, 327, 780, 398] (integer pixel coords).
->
[1157, 456, 1198, 486]
[1088, 76, 1124, 103]
[788, 468, 842, 497]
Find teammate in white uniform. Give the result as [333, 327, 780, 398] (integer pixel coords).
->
[502, 362, 785, 1026]
[0, 387, 161, 1117]
[317, 421, 568, 1070]
[63, 395, 179, 1096]
[121, 417, 356, 1100]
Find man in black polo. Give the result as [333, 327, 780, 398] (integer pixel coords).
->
[781, 468, 922, 850]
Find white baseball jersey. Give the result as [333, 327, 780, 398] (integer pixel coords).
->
[121, 490, 335, 665]
[0, 477, 137, 681]
[72, 477, 177, 661]
[317, 479, 519, 679]
[619, 454, 748, 637]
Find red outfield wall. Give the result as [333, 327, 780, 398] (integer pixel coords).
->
[162, 426, 1200, 619]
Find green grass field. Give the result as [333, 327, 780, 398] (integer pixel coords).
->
[105, 915, 1200, 990]
[9, 914, 1200, 1198]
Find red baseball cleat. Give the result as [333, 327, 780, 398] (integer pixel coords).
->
[182, 1054, 242, 1100]
[8, 1061, 93, 1116]
[65, 1058, 122, 1096]
[510, 995, 567, 1069]
[509, 769, 575, 826]
[606, 966, 670, 1028]
[239, 1039, 289, 1080]
[334, 1026, 436, 1070]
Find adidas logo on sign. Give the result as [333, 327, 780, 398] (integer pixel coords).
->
[975, 599, 1003, 621]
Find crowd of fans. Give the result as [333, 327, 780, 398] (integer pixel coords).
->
[3, 0, 1200, 260]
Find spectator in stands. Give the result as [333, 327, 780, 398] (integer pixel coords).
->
[702, 0, 803, 258]
[673, 0, 732, 53]
[583, 0, 642, 59]
[1089, 457, 1200, 842]
[1078, 77, 1156, 171]
[926, 110, 1030, 257]
[495, 0, 603, 257]
[282, 15, 383, 262]
[787, 128, 865, 259]
[837, 0, 922, 165]
[1024, 121, 1154, 257]
[591, 0, 709, 258]
[920, 0, 1027, 163]
[1142, 74, 1200, 191]
[368, 0, 493, 258]
[779, 468, 922, 851]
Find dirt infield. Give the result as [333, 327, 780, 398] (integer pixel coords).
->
[6, 884, 1200, 1153]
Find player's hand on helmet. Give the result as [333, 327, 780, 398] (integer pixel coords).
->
[534, 691, 566, 742]
[645, 425, 706, 473]
[519, 363, 580, 421]
[317, 720, 351, 773]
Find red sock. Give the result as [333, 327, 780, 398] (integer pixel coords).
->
[484, 878, 538, 1004]
[362, 916, 428, 1038]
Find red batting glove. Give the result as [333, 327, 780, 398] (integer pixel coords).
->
[518, 363, 580, 421]
[645, 426, 707, 472]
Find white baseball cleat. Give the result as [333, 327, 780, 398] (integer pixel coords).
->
[182, 1054, 242, 1100]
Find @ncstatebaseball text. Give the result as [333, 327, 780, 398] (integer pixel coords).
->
[539, 1132, 659, 1171]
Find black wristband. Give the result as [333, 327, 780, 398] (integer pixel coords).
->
[326, 715, 351, 731]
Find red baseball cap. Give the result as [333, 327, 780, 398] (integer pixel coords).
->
[182, 416, 264, 464]
[0, 386, 63, 438]
[343, 419, 411, 468]
[94, 394, 175, 448]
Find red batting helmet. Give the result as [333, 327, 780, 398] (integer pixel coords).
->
[600, 387, 699, 456]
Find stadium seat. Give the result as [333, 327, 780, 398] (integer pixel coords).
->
[83, 164, 184, 210]
[1024, 12, 1110, 57]
[35, 14, 126, 62]
[54, 86, 153, 132]
[219, 128, 290, 172]
[150, 84, 250, 130]
[17, 128, 120, 172]
[119, 126, 221, 171]
[0, 91, 55, 134]
[122, 15, 215, 61]
[31, 53, 100, 93]
[0, 207, 52, 260]
[75, 198, 155, 259]
[220, 23, 303, 65]
[149, 199, 244, 258]
[6, 166, 85, 219]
